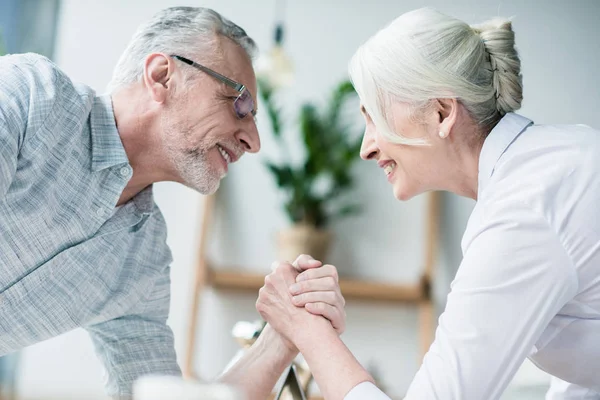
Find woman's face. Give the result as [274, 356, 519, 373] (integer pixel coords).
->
[359, 101, 446, 201]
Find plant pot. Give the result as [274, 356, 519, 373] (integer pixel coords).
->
[276, 224, 333, 263]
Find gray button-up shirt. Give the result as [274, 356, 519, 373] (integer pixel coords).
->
[0, 53, 180, 398]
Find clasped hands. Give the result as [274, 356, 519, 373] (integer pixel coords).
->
[256, 254, 346, 351]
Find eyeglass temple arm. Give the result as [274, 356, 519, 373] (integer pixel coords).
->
[171, 55, 245, 92]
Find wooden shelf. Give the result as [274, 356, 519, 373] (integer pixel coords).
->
[183, 191, 441, 378]
[207, 266, 427, 304]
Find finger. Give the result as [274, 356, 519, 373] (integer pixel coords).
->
[305, 302, 345, 334]
[270, 260, 292, 272]
[289, 277, 338, 295]
[292, 254, 322, 271]
[292, 290, 338, 307]
[297, 264, 339, 283]
[266, 263, 298, 290]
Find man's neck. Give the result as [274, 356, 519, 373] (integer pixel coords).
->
[111, 86, 180, 206]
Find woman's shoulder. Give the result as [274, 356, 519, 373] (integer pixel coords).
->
[480, 117, 600, 248]
[492, 117, 600, 191]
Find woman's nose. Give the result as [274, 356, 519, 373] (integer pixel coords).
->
[360, 127, 379, 160]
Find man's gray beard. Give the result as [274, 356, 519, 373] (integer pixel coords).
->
[161, 112, 224, 194]
[167, 146, 223, 195]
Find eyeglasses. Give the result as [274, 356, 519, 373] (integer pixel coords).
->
[171, 54, 256, 119]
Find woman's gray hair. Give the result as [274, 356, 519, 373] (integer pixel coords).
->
[107, 6, 258, 93]
[349, 7, 523, 145]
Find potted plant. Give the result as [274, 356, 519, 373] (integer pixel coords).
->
[258, 77, 364, 263]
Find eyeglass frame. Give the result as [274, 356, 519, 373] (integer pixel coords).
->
[170, 54, 257, 118]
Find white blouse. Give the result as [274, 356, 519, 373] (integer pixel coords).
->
[345, 113, 600, 399]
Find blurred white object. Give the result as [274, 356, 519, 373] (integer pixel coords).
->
[133, 376, 243, 400]
[255, 0, 294, 88]
[222, 320, 266, 374]
[255, 44, 294, 88]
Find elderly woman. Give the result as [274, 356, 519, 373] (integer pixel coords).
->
[256, 7, 600, 400]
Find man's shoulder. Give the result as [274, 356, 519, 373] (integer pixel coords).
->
[1, 52, 54, 66]
[1, 53, 62, 84]
[1, 52, 94, 98]
[1, 53, 97, 136]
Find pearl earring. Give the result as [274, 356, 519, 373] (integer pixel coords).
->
[439, 131, 446, 138]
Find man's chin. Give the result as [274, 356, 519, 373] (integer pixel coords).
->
[190, 177, 222, 195]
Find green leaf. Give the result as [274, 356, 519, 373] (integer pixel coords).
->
[335, 204, 362, 219]
[261, 78, 364, 228]
[257, 77, 283, 138]
[265, 162, 294, 188]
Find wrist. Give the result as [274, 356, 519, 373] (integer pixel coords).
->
[292, 314, 338, 353]
[256, 324, 298, 366]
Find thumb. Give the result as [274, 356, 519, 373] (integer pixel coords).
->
[292, 254, 322, 271]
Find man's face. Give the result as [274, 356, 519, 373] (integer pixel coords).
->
[161, 38, 260, 194]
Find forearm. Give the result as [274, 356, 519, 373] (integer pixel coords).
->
[294, 316, 374, 400]
[218, 324, 298, 400]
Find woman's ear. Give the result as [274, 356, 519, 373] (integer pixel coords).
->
[436, 98, 458, 139]
[143, 53, 174, 104]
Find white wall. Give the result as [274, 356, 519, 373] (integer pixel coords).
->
[15, 0, 600, 399]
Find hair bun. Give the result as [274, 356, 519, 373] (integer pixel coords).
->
[472, 18, 523, 114]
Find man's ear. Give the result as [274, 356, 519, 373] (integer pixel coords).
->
[436, 98, 458, 139]
[143, 53, 174, 104]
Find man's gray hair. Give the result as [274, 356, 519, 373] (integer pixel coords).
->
[107, 6, 257, 93]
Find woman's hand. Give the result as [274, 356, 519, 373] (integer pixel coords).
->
[290, 255, 346, 335]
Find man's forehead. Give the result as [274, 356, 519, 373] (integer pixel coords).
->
[214, 37, 254, 75]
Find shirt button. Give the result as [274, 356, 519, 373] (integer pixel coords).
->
[120, 167, 131, 177]
[96, 207, 106, 217]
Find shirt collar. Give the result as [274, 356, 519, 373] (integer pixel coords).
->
[90, 94, 129, 171]
[132, 185, 156, 215]
[478, 112, 533, 195]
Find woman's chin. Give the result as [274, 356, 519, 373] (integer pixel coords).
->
[393, 183, 415, 201]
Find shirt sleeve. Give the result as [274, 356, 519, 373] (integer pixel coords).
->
[0, 58, 29, 198]
[0, 54, 59, 198]
[85, 266, 181, 399]
[344, 382, 391, 400]
[405, 202, 578, 400]
[546, 376, 600, 399]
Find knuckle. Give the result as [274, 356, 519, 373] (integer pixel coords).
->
[326, 276, 336, 288]
[328, 291, 337, 303]
[264, 275, 272, 286]
[329, 265, 339, 281]
[296, 281, 306, 293]
[301, 270, 313, 281]
[332, 270, 339, 282]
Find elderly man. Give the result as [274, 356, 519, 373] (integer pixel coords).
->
[0, 6, 344, 399]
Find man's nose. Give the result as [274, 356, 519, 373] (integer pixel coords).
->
[236, 122, 261, 154]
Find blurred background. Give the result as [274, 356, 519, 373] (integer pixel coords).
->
[0, 0, 599, 399]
